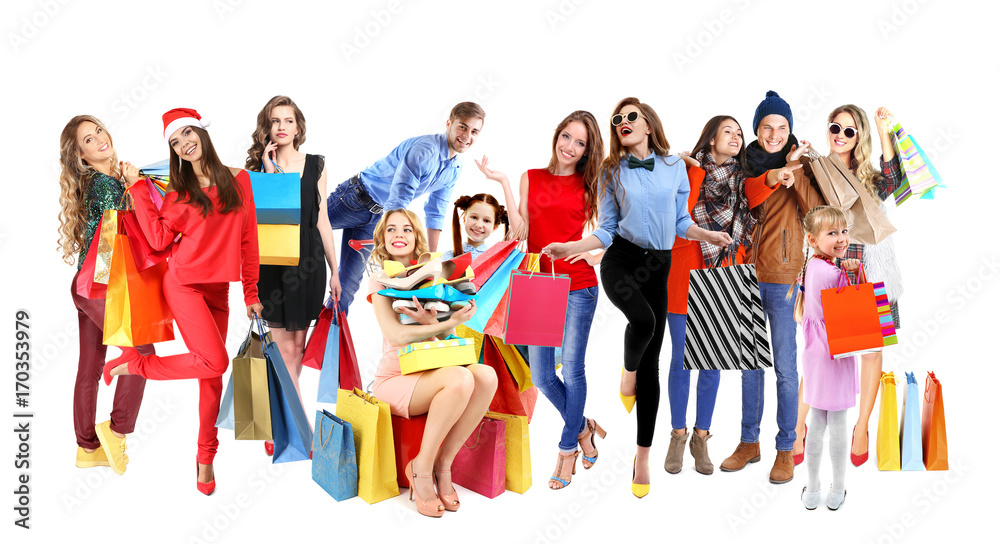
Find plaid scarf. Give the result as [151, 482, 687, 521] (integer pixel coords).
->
[691, 150, 757, 267]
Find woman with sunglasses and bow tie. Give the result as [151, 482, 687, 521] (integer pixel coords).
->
[790, 105, 905, 469]
[544, 97, 734, 498]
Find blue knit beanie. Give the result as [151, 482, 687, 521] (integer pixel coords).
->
[752, 90, 793, 134]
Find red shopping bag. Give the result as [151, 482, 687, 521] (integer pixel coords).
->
[483, 338, 537, 422]
[820, 265, 883, 358]
[471, 240, 519, 289]
[302, 300, 334, 370]
[451, 417, 506, 498]
[76, 221, 107, 299]
[121, 211, 170, 271]
[391, 414, 427, 489]
[338, 309, 363, 391]
[487, 269, 570, 347]
[921, 371, 948, 470]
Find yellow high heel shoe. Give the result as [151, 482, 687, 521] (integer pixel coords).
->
[619, 367, 636, 413]
[631, 456, 649, 499]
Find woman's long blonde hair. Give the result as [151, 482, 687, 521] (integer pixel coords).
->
[829, 104, 882, 198]
[370, 209, 430, 266]
[57, 115, 121, 265]
[788, 205, 850, 322]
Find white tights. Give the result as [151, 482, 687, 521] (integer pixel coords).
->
[805, 407, 848, 494]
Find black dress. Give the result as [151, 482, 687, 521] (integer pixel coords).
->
[257, 154, 327, 331]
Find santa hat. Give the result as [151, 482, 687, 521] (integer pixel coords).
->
[162, 108, 210, 141]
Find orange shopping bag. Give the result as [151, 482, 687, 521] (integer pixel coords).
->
[820, 264, 883, 358]
[103, 211, 175, 346]
[921, 371, 948, 470]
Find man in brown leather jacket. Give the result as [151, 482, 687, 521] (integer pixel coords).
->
[719, 91, 823, 484]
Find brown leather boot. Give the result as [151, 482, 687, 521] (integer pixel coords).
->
[769, 450, 794, 484]
[689, 429, 714, 475]
[720, 442, 761, 472]
[663, 429, 688, 474]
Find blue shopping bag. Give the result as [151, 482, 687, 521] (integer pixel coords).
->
[255, 317, 313, 463]
[900, 371, 924, 471]
[317, 309, 341, 404]
[215, 373, 235, 430]
[248, 170, 301, 225]
[465, 248, 523, 333]
[311, 410, 358, 501]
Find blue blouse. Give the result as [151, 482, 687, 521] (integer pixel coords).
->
[592, 153, 695, 251]
[442, 242, 489, 261]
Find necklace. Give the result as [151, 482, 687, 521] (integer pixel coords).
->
[810, 253, 835, 265]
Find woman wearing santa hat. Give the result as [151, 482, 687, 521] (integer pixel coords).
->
[103, 107, 262, 495]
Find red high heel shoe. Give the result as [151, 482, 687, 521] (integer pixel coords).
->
[851, 425, 869, 467]
[793, 425, 808, 466]
[103, 347, 140, 385]
[196, 463, 216, 496]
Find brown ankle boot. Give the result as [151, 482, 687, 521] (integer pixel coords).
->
[720, 441, 761, 472]
[769, 450, 794, 484]
[663, 429, 688, 474]
[689, 429, 714, 475]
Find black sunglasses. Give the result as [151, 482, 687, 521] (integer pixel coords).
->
[828, 122, 857, 139]
[612, 111, 644, 127]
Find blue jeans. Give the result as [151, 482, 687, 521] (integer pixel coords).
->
[529, 286, 599, 453]
[326, 178, 382, 314]
[740, 282, 799, 451]
[666, 312, 720, 431]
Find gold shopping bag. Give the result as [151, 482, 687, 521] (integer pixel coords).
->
[335, 388, 399, 504]
[232, 329, 273, 440]
[486, 411, 531, 493]
[258, 224, 300, 266]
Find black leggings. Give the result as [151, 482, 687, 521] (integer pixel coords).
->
[600, 236, 671, 448]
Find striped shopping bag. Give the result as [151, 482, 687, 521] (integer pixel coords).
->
[890, 120, 943, 205]
[684, 263, 772, 370]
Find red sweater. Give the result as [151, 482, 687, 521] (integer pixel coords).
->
[130, 170, 260, 305]
[666, 165, 776, 314]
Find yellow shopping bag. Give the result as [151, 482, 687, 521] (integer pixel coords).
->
[486, 411, 531, 493]
[258, 224, 299, 266]
[232, 328, 272, 440]
[398, 337, 476, 375]
[335, 388, 399, 504]
[491, 336, 533, 392]
[877, 372, 901, 471]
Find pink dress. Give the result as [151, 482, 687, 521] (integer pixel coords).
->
[368, 278, 424, 418]
[801, 258, 859, 411]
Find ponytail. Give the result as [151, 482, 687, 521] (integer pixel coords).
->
[787, 246, 809, 323]
[450, 193, 507, 256]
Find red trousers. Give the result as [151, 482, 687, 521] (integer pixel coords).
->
[71, 270, 152, 450]
[131, 268, 230, 465]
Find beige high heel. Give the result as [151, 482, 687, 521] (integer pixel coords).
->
[578, 418, 607, 469]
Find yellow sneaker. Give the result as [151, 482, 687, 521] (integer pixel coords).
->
[94, 421, 128, 475]
[76, 446, 110, 468]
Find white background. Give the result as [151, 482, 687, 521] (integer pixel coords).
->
[2, 0, 997, 542]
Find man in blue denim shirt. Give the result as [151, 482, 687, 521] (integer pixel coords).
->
[326, 102, 485, 313]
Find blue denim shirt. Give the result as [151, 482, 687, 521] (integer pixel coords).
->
[592, 153, 695, 250]
[442, 242, 489, 261]
[359, 133, 461, 230]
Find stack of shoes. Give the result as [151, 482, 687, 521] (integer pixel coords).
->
[374, 252, 476, 325]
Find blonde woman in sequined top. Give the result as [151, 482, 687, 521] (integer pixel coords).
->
[57, 115, 154, 476]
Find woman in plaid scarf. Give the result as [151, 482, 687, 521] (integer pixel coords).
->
[665, 115, 797, 475]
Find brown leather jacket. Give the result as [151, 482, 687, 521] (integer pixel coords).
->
[746, 165, 824, 284]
